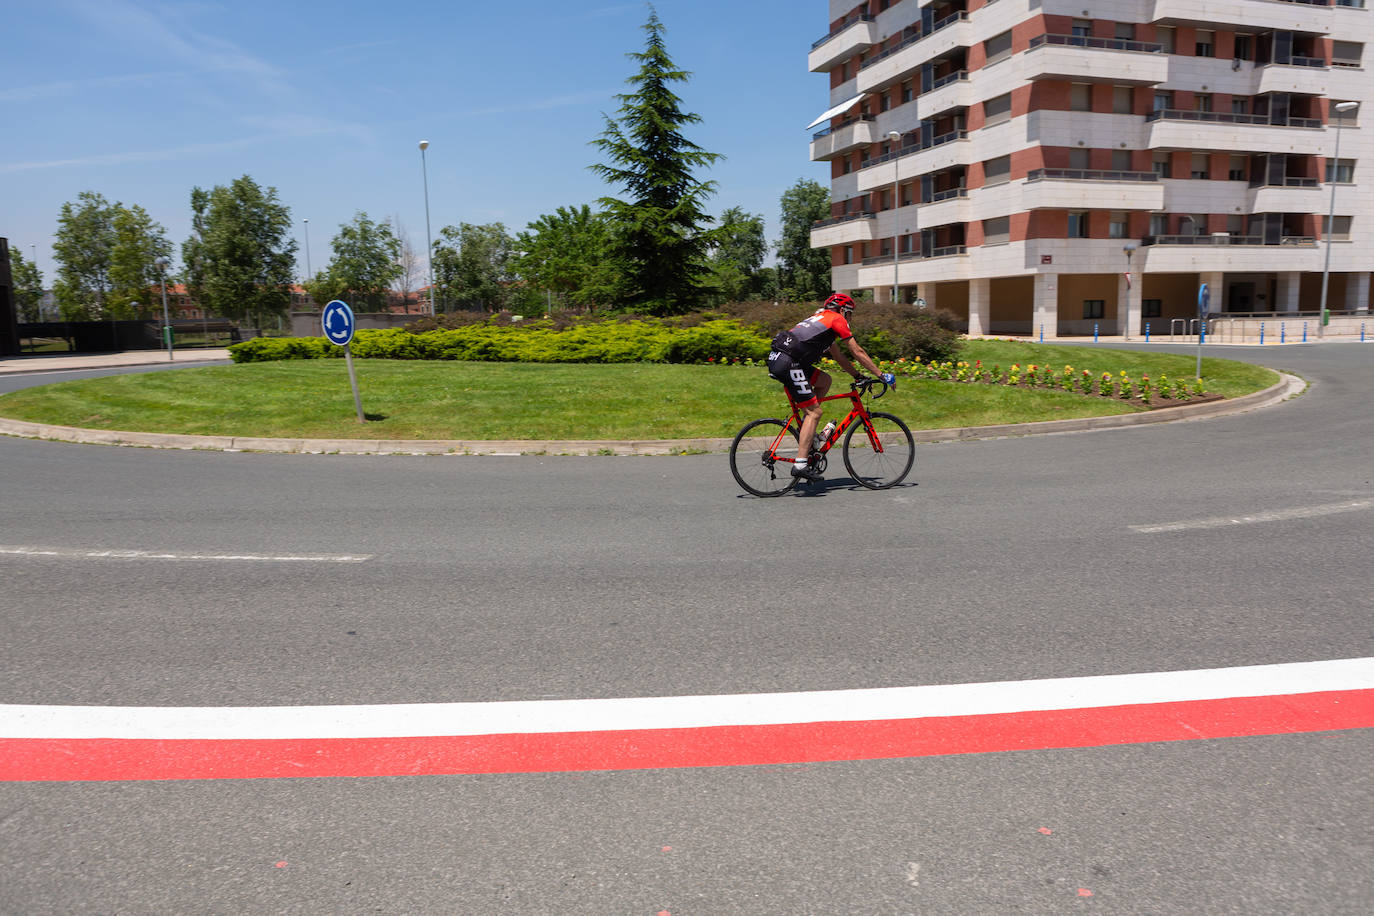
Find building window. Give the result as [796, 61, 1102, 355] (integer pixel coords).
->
[1157, 27, 1175, 54]
[1113, 86, 1133, 114]
[1234, 35, 1252, 61]
[985, 30, 1013, 64]
[1191, 154, 1210, 180]
[1326, 159, 1355, 183]
[1082, 299, 1105, 319]
[1071, 19, 1092, 39]
[1115, 23, 1135, 41]
[1231, 97, 1249, 115]
[1323, 215, 1353, 240]
[984, 92, 1012, 126]
[1195, 31, 1214, 58]
[1109, 212, 1128, 238]
[1069, 148, 1090, 170]
[1149, 213, 1168, 236]
[1068, 211, 1090, 238]
[1143, 299, 1162, 318]
[1071, 83, 1092, 111]
[1332, 41, 1363, 67]
[983, 216, 1010, 245]
[1228, 156, 1247, 181]
[984, 154, 1011, 185]
[880, 92, 891, 112]
[844, 246, 854, 265]
[901, 80, 914, 103]
[1112, 149, 1132, 171]
[1153, 90, 1174, 112]
[1152, 154, 1172, 178]
[1194, 93, 1212, 113]
[1332, 102, 1359, 127]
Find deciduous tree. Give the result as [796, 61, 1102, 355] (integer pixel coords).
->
[776, 178, 833, 301]
[10, 249, 46, 323]
[432, 222, 516, 312]
[183, 175, 297, 325]
[52, 191, 116, 320]
[303, 212, 402, 312]
[513, 205, 620, 310]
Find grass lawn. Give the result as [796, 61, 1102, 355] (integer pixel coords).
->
[0, 342, 1278, 441]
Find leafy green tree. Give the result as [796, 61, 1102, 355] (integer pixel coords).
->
[10, 249, 46, 323]
[432, 222, 516, 312]
[183, 175, 297, 325]
[52, 191, 117, 320]
[303, 212, 402, 312]
[108, 204, 172, 318]
[590, 7, 721, 315]
[513, 205, 621, 310]
[706, 206, 771, 303]
[776, 178, 833, 301]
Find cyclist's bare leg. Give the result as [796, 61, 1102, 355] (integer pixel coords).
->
[796, 401, 823, 460]
[798, 371, 832, 451]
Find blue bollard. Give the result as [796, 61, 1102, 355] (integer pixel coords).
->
[1093, 323, 1099, 343]
[1363, 322, 1367, 342]
[1039, 323, 1044, 343]
[1281, 322, 1285, 344]
[1260, 322, 1265, 346]
[1201, 320, 1206, 344]
[1303, 322, 1308, 343]
[1145, 322, 1151, 343]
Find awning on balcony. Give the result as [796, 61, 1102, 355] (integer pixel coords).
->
[806, 93, 866, 129]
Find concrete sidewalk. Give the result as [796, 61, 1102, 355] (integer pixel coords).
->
[0, 349, 233, 375]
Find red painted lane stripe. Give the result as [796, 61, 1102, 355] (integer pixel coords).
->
[3, 689, 1370, 782]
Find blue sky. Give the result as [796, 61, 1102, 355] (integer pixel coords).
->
[2, 0, 831, 282]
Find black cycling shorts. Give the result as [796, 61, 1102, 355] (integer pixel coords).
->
[766, 350, 821, 408]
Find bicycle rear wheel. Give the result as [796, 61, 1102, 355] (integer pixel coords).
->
[729, 418, 801, 497]
[842, 411, 914, 489]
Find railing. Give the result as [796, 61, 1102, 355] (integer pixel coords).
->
[1026, 168, 1159, 182]
[1146, 109, 1322, 129]
[812, 14, 873, 49]
[928, 187, 968, 202]
[859, 12, 967, 70]
[812, 114, 874, 140]
[1027, 33, 1162, 54]
[812, 211, 876, 228]
[860, 130, 967, 170]
[1247, 177, 1320, 188]
[1142, 234, 1317, 247]
[930, 244, 967, 258]
[930, 70, 969, 91]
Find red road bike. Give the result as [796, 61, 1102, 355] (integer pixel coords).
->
[729, 377, 914, 496]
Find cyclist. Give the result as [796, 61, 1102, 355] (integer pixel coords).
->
[766, 292, 896, 480]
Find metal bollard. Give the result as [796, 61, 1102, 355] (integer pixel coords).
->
[1260, 322, 1265, 346]
[1281, 322, 1285, 344]
[1039, 324, 1044, 343]
[1303, 322, 1308, 343]
[1200, 320, 1206, 344]
[1093, 323, 1099, 343]
[1145, 322, 1150, 343]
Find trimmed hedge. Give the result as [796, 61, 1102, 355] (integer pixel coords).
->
[228, 319, 771, 365]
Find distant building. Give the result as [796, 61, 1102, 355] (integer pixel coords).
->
[808, 0, 1372, 335]
[0, 239, 19, 356]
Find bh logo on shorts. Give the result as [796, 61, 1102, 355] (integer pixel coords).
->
[790, 368, 812, 396]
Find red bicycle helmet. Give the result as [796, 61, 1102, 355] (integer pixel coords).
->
[824, 292, 856, 316]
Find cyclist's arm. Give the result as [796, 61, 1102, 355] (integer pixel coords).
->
[842, 337, 885, 378]
[827, 342, 862, 378]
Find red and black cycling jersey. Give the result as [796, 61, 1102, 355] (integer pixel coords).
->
[770, 309, 853, 365]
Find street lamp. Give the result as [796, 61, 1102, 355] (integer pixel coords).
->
[154, 256, 173, 361]
[1122, 241, 1138, 340]
[302, 218, 312, 282]
[887, 130, 903, 305]
[1318, 101, 1359, 338]
[419, 140, 436, 316]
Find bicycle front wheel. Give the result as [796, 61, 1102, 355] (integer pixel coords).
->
[729, 418, 801, 497]
[843, 411, 914, 489]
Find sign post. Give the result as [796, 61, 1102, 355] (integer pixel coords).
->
[322, 300, 365, 423]
[1196, 283, 1209, 380]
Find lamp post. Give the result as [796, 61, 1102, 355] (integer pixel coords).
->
[888, 130, 902, 305]
[302, 218, 312, 281]
[1122, 241, 1138, 340]
[1319, 101, 1359, 338]
[419, 139, 436, 316]
[154, 256, 173, 361]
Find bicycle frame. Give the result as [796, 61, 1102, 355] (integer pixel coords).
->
[772, 385, 884, 463]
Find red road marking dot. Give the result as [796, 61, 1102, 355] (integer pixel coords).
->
[1078, 888, 1093, 897]
[275, 862, 287, 868]
[661, 846, 672, 852]
[1039, 827, 1053, 835]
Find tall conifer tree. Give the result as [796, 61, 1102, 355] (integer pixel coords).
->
[590, 7, 720, 314]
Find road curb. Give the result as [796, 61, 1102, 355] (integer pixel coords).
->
[0, 372, 1304, 456]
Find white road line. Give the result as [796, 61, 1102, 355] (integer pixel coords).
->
[1, 657, 1370, 740]
[0, 546, 372, 563]
[1130, 499, 1373, 534]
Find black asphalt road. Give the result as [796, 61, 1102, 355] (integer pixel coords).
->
[1, 344, 1370, 914]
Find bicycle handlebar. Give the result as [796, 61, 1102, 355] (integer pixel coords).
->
[850, 376, 889, 399]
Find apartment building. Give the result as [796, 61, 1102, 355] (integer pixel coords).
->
[808, 0, 1372, 336]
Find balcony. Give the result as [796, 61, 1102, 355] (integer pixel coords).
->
[1023, 34, 1168, 85]
[1021, 169, 1165, 211]
[1140, 232, 1322, 271]
[1248, 180, 1327, 213]
[1149, 0, 1336, 31]
[920, 188, 971, 226]
[916, 71, 971, 120]
[809, 15, 876, 72]
[1146, 109, 1327, 155]
[858, 14, 973, 94]
[810, 212, 877, 248]
[857, 130, 970, 190]
[1256, 60, 1331, 95]
[810, 115, 877, 160]
[1144, 234, 1316, 247]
